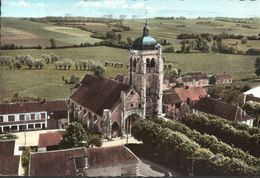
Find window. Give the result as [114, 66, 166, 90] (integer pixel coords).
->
[25, 114, 30, 121]
[8, 115, 15, 122]
[41, 113, 46, 119]
[0, 116, 3, 123]
[20, 114, 25, 121]
[35, 113, 40, 120]
[31, 114, 35, 120]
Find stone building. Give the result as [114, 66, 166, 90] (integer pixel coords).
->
[29, 145, 139, 176]
[69, 22, 163, 138]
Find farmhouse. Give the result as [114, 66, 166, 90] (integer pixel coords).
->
[163, 86, 208, 119]
[69, 22, 164, 138]
[176, 73, 209, 87]
[29, 145, 139, 176]
[209, 73, 232, 85]
[192, 97, 255, 127]
[0, 100, 69, 133]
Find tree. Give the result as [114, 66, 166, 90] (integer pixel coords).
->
[241, 37, 248, 44]
[50, 54, 59, 63]
[255, 57, 260, 76]
[49, 38, 56, 49]
[88, 134, 102, 147]
[59, 122, 88, 149]
[127, 37, 133, 45]
[91, 62, 106, 76]
[40, 54, 51, 64]
[117, 33, 122, 42]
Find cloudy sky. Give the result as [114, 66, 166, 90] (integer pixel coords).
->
[2, 0, 260, 18]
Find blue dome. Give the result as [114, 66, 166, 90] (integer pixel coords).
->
[132, 21, 158, 50]
[132, 36, 158, 50]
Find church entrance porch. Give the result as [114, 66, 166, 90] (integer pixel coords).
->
[125, 114, 139, 135]
[111, 122, 121, 138]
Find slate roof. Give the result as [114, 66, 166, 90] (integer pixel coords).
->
[193, 97, 254, 121]
[0, 100, 68, 115]
[38, 132, 63, 148]
[175, 87, 208, 102]
[87, 145, 138, 168]
[70, 75, 130, 116]
[29, 147, 87, 176]
[0, 140, 20, 176]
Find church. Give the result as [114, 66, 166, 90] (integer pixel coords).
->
[68, 22, 164, 138]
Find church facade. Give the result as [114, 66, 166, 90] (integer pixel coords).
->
[68, 22, 163, 138]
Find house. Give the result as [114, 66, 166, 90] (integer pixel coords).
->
[0, 100, 69, 133]
[192, 97, 255, 127]
[176, 73, 209, 87]
[162, 74, 176, 90]
[0, 140, 20, 176]
[38, 132, 63, 152]
[69, 22, 164, 138]
[163, 86, 208, 119]
[114, 75, 129, 85]
[243, 86, 260, 103]
[29, 145, 139, 176]
[209, 73, 232, 85]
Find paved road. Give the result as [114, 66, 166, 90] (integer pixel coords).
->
[138, 158, 182, 177]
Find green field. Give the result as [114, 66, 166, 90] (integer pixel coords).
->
[2, 18, 101, 47]
[1, 46, 259, 101]
[1, 17, 260, 101]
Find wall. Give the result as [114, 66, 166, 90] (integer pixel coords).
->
[85, 162, 138, 177]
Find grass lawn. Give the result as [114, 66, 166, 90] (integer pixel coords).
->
[1, 46, 259, 101]
[2, 18, 101, 47]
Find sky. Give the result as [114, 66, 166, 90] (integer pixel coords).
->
[2, 0, 260, 18]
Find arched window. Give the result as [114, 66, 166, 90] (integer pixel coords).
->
[133, 58, 137, 67]
[151, 58, 156, 67]
[146, 58, 150, 67]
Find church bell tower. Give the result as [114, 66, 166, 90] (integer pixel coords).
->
[129, 21, 164, 118]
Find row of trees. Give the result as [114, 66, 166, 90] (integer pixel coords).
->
[153, 118, 259, 168]
[55, 59, 106, 76]
[205, 113, 260, 135]
[0, 55, 46, 70]
[177, 33, 260, 41]
[104, 61, 124, 68]
[181, 113, 260, 157]
[132, 119, 257, 176]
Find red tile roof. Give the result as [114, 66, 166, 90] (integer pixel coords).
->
[87, 145, 138, 168]
[0, 100, 68, 115]
[29, 147, 87, 176]
[0, 140, 20, 176]
[70, 75, 130, 116]
[175, 87, 208, 102]
[193, 97, 254, 121]
[38, 132, 63, 148]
